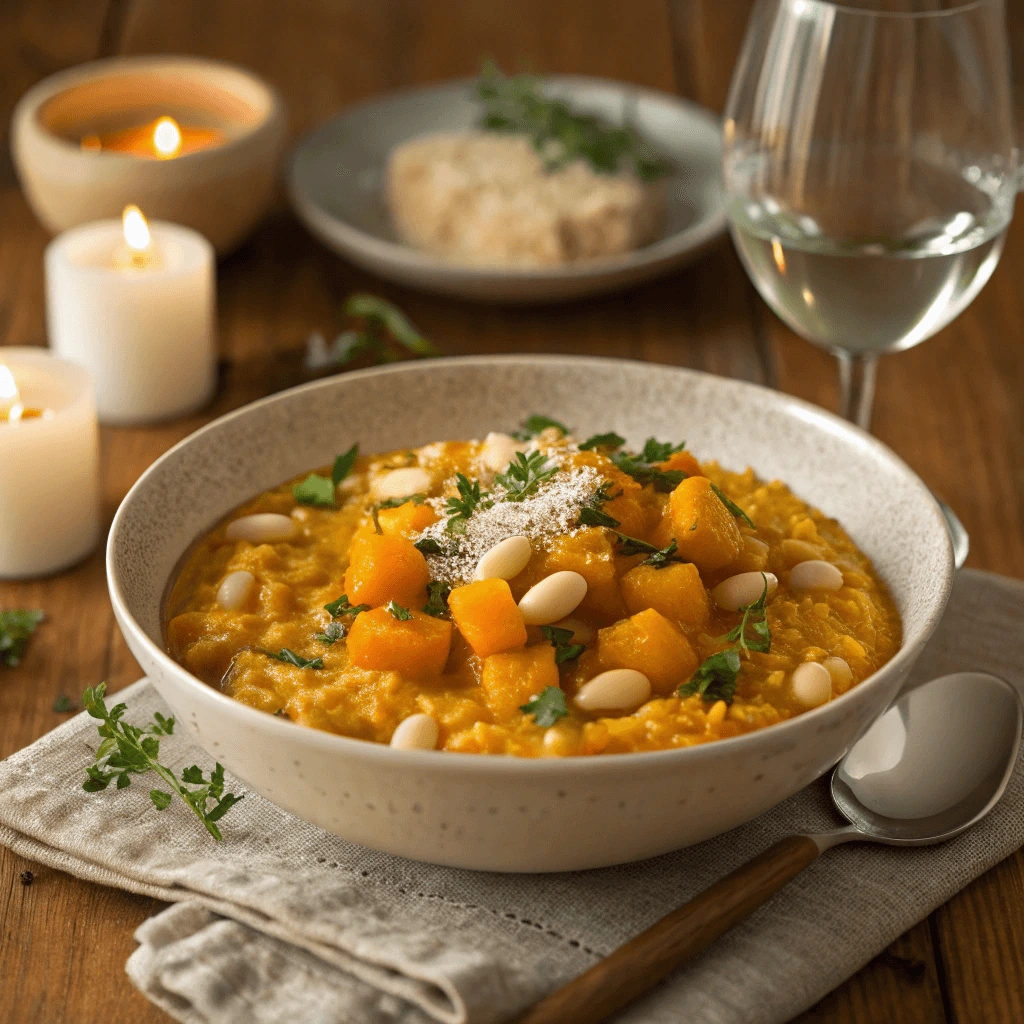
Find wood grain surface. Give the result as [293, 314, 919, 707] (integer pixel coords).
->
[1, 2, 1022, 1022]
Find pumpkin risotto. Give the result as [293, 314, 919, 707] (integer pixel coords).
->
[165, 419, 901, 757]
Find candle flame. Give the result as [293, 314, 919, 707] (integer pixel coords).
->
[152, 116, 182, 159]
[0, 365, 24, 423]
[123, 205, 151, 252]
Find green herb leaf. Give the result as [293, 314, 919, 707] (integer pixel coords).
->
[678, 649, 742, 704]
[345, 294, 440, 358]
[80, 682, 242, 840]
[711, 483, 756, 529]
[520, 686, 569, 727]
[332, 444, 359, 486]
[414, 537, 445, 555]
[613, 532, 660, 557]
[386, 601, 413, 621]
[610, 448, 687, 492]
[324, 595, 370, 618]
[268, 648, 324, 670]
[53, 695, 76, 713]
[444, 473, 493, 532]
[641, 438, 686, 463]
[721, 574, 772, 655]
[316, 621, 347, 646]
[495, 451, 559, 502]
[579, 432, 626, 451]
[577, 482, 621, 529]
[423, 581, 451, 618]
[0, 609, 44, 667]
[541, 625, 586, 664]
[644, 539, 681, 569]
[293, 473, 337, 508]
[511, 414, 570, 441]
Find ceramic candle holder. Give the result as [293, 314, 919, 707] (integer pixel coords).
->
[11, 55, 287, 255]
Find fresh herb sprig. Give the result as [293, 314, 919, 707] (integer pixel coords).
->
[511, 414, 569, 441]
[445, 473, 493, 533]
[611, 438, 688, 492]
[721, 574, 771, 655]
[711, 483, 756, 529]
[81, 683, 242, 841]
[292, 444, 359, 508]
[520, 686, 569, 727]
[578, 481, 621, 529]
[268, 648, 324, 670]
[324, 594, 370, 618]
[477, 62, 672, 181]
[414, 537, 446, 555]
[495, 451, 559, 502]
[316, 621, 347, 646]
[423, 581, 451, 618]
[0, 609, 44, 667]
[386, 601, 413, 620]
[579, 432, 626, 451]
[541, 625, 586, 664]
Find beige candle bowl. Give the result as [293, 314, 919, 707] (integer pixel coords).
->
[11, 55, 286, 255]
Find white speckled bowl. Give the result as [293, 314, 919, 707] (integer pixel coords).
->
[108, 357, 952, 871]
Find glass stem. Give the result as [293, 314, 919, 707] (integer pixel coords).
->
[837, 352, 879, 431]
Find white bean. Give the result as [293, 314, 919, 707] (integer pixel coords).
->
[226, 513, 298, 543]
[552, 616, 594, 645]
[474, 535, 532, 581]
[712, 571, 778, 612]
[823, 656, 853, 691]
[480, 431, 522, 472]
[789, 560, 844, 591]
[371, 467, 433, 502]
[518, 571, 588, 625]
[390, 713, 439, 750]
[791, 662, 832, 707]
[575, 669, 651, 712]
[216, 570, 255, 611]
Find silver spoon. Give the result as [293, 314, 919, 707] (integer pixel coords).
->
[516, 672, 1022, 1024]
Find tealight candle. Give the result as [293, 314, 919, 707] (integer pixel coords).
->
[45, 205, 216, 424]
[80, 115, 226, 159]
[0, 348, 100, 578]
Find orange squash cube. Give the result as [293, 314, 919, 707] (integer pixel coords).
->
[343, 533, 431, 608]
[375, 500, 438, 539]
[670, 476, 743, 573]
[448, 578, 528, 657]
[620, 561, 710, 630]
[481, 644, 560, 719]
[596, 608, 699, 694]
[542, 528, 626, 622]
[347, 606, 452, 677]
[659, 450, 703, 477]
[602, 494, 646, 537]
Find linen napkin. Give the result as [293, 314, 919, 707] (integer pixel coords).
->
[1, 568, 1022, 1024]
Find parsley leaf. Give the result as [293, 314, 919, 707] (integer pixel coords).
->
[721, 574, 772, 655]
[579, 432, 626, 451]
[495, 451, 559, 502]
[678, 649, 742, 704]
[613, 533, 660, 557]
[577, 482, 621, 529]
[293, 473, 337, 508]
[423, 581, 451, 618]
[520, 686, 569, 727]
[445, 473, 493, 533]
[0, 609, 44, 667]
[541, 625, 586, 664]
[641, 438, 686, 462]
[80, 683, 242, 840]
[324, 594, 370, 618]
[316, 621, 347, 646]
[386, 601, 413, 621]
[611, 444, 688, 492]
[711, 483, 756, 529]
[332, 444, 359, 486]
[644, 539, 681, 569]
[268, 648, 324, 669]
[414, 537, 445, 555]
[511, 414, 569, 441]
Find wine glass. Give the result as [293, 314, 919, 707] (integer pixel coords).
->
[722, 0, 1017, 437]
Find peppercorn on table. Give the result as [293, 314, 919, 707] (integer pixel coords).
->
[1, 1, 1023, 1023]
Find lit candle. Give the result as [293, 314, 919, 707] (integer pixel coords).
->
[44, 205, 216, 424]
[80, 115, 225, 159]
[0, 348, 100, 579]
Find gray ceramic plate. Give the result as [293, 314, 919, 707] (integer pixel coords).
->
[287, 77, 727, 303]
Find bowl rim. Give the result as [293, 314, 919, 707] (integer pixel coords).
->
[286, 73, 728, 283]
[107, 354, 954, 776]
[13, 53, 286, 166]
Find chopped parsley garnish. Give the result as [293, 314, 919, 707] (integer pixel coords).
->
[711, 483, 756, 528]
[578, 481, 621, 529]
[640, 438, 686, 462]
[332, 444, 359, 485]
[324, 594, 370, 618]
[423, 581, 451, 618]
[541, 625, 586, 664]
[293, 473, 337, 508]
[579, 432, 626, 451]
[644, 539, 680, 569]
[678, 649, 741, 705]
[445, 473, 493, 533]
[721, 574, 771, 655]
[520, 686, 569, 727]
[81, 682, 242, 840]
[613, 533, 660, 557]
[511, 414, 569, 441]
[477, 61, 672, 181]
[610, 438, 688, 492]
[268, 648, 324, 669]
[0, 609, 44, 667]
[495, 450, 559, 501]
[414, 537, 445, 555]
[386, 601, 413, 621]
[316, 621, 347, 646]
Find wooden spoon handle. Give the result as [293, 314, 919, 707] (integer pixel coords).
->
[514, 834, 821, 1024]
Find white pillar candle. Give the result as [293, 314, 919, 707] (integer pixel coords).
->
[44, 207, 216, 425]
[0, 347, 100, 578]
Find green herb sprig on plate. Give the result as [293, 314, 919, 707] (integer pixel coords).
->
[577, 481, 621, 529]
[81, 683, 242, 841]
[444, 473, 493, 533]
[611, 438, 688, 492]
[423, 581, 452, 618]
[293, 444, 359, 508]
[495, 451, 559, 502]
[541, 625, 586, 665]
[511, 414, 569, 441]
[520, 686, 569, 727]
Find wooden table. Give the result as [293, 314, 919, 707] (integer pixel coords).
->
[2, 2, 1022, 1021]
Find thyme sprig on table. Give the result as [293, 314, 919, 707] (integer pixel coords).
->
[81, 683, 242, 841]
